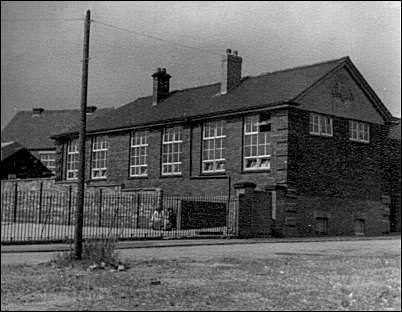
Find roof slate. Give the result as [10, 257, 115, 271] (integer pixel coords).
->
[80, 57, 348, 134]
[1, 108, 113, 150]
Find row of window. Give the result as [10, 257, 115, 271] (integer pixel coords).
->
[309, 113, 370, 143]
[65, 114, 272, 180]
[64, 113, 371, 180]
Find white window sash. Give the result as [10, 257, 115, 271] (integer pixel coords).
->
[202, 121, 226, 173]
[66, 141, 79, 180]
[91, 137, 108, 179]
[309, 113, 333, 136]
[162, 127, 183, 175]
[349, 121, 369, 143]
[244, 115, 271, 171]
[130, 132, 148, 177]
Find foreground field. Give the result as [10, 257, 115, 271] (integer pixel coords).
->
[1, 238, 401, 311]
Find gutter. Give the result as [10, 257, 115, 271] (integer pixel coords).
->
[51, 101, 296, 139]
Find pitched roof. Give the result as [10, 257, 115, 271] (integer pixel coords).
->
[54, 56, 348, 136]
[1, 108, 113, 149]
[1, 141, 24, 161]
[388, 118, 401, 141]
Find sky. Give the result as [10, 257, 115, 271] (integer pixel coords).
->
[1, 1, 401, 129]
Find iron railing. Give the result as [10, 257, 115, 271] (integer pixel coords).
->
[1, 188, 238, 244]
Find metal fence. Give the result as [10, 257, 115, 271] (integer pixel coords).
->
[1, 188, 238, 244]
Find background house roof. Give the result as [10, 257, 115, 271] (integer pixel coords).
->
[58, 56, 349, 135]
[1, 108, 113, 149]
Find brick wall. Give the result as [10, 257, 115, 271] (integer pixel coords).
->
[287, 107, 386, 199]
[56, 109, 290, 196]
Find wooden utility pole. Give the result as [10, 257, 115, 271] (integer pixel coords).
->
[75, 9, 91, 260]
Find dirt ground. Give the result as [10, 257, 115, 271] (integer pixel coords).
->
[1, 238, 401, 311]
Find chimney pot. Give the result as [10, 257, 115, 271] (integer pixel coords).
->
[226, 48, 232, 54]
[233, 50, 238, 56]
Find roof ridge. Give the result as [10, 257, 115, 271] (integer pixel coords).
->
[249, 56, 349, 79]
[158, 56, 349, 96]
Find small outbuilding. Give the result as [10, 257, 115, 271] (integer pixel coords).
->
[1, 142, 52, 180]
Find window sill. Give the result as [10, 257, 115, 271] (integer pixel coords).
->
[159, 174, 183, 179]
[309, 132, 333, 138]
[349, 138, 370, 144]
[241, 169, 271, 174]
[89, 178, 107, 182]
[128, 176, 148, 180]
[190, 175, 229, 180]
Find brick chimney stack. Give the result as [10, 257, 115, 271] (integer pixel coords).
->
[152, 67, 171, 106]
[220, 49, 242, 95]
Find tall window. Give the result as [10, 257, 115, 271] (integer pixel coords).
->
[243, 114, 271, 171]
[202, 120, 226, 173]
[349, 120, 369, 143]
[309, 113, 333, 136]
[162, 126, 183, 175]
[66, 139, 79, 180]
[91, 136, 108, 179]
[39, 151, 56, 174]
[130, 131, 148, 177]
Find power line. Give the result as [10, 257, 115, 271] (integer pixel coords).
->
[92, 20, 223, 57]
[1, 18, 84, 22]
[91, 19, 268, 74]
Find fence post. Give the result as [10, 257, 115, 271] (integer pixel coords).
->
[136, 193, 140, 229]
[176, 200, 182, 231]
[13, 182, 18, 222]
[67, 185, 72, 225]
[38, 181, 43, 223]
[98, 189, 103, 227]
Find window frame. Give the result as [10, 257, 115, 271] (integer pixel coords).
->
[309, 113, 333, 137]
[243, 114, 272, 172]
[129, 131, 149, 177]
[38, 150, 56, 173]
[201, 120, 226, 174]
[66, 139, 79, 181]
[349, 120, 370, 143]
[91, 136, 108, 180]
[161, 126, 183, 176]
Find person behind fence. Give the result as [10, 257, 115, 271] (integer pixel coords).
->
[151, 207, 164, 230]
[151, 207, 175, 231]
